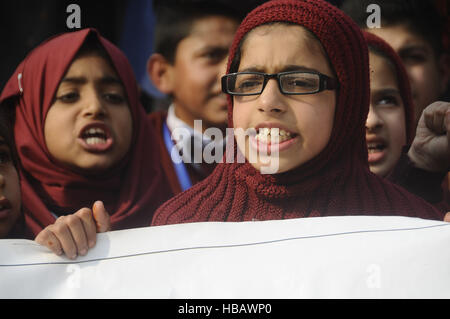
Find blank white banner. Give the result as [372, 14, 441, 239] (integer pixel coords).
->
[0, 215, 449, 298]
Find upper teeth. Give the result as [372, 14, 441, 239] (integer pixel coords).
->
[367, 143, 385, 153]
[367, 143, 383, 149]
[254, 128, 292, 142]
[83, 127, 107, 145]
[86, 128, 105, 135]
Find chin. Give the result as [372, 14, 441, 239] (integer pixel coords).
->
[73, 161, 116, 175]
[251, 159, 290, 175]
[206, 109, 228, 123]
[207, 115, 228, 126]
[0, 223, 14, 238]
[369, 165, 389, 177]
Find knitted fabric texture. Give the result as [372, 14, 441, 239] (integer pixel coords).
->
[152, 0, 443, 225]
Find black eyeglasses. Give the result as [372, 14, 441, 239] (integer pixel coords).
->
[221, 71, 339, 96]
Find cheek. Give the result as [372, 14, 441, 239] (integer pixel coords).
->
[192, 71, 219, 97]
[387, 115, 407, 149]
[5, 167, 21, 215]
[408, 66, 427, 85]
[0, 171, 21, 238]
[176, 62, 216, 93]
[232, 103, 251, 153]
[302, 116, 333, 149]
[383, 119, 406, 175]
[407, 64, 440, 93]
[44, 108, 73, 152]
[174, 75, 209, 110]
[114, 108, 133, 148]
[9, 171, 21, 209]
[232, 102, 252, 129]
[297, 100, 335, 148]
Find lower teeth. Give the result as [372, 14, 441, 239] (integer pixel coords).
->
[256, 135, 291, 143]
[86, 137, 106, 145]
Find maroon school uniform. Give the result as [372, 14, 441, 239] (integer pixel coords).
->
[148, 110, 217, 196]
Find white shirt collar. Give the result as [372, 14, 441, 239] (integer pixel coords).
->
[166, 104, 225, 147]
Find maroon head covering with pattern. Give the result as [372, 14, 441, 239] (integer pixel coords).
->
[0, 28, 173, 237]
[363, 31, 416, 144]
[152, 0, 443, 225]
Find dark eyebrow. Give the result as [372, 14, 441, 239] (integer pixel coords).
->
[201, 45, 229, 53]
[372, 88, 401, 96]
[99, 75, 123, 86]
[397, 45, 429, 56]
[238, 66, 263, 73]
[239, 65, 320, 73]
[60, 77, 87, 85]
[282, 65, 319, 73]
[60, 75, 123, 86]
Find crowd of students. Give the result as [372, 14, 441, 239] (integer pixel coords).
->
[0, 0, 448, 261]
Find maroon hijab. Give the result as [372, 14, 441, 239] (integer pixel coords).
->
[152, 0, 443, 225]
[364, 31, 416, 144]
[0, 28, 173, 236]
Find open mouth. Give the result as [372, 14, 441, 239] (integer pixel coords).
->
[0, 199, 11, 211]
[82, 127, 109, 144]
[366, 139, 388, 164]
[367, 142, 386, 154]
[78, 123, 113, 152]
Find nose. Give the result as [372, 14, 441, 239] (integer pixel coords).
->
[82, 90, 107, 118]
[366, 104, 383, 132]
[257, 79, 288, 114]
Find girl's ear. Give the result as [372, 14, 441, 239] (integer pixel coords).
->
[146, 53, 175, 95]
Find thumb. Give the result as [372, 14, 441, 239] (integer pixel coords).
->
[92, 201, 111, 232]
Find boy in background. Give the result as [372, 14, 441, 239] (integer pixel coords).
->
[341, 0, 449, 127]
[147, 0, 261, 195]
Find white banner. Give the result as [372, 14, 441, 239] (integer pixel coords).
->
[0, 215, 449, 298]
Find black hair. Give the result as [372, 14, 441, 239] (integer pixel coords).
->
[75, 32, 111, 60]
[152, 0, 262, 64]
[340, 0, 445, 56]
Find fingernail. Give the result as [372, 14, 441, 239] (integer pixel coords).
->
[79, 248, 87, 256]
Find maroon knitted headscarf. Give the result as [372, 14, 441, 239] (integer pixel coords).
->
[0, 28, 173, 236]
[364, 31, 416, 144]
[152, 0, 443, 225]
